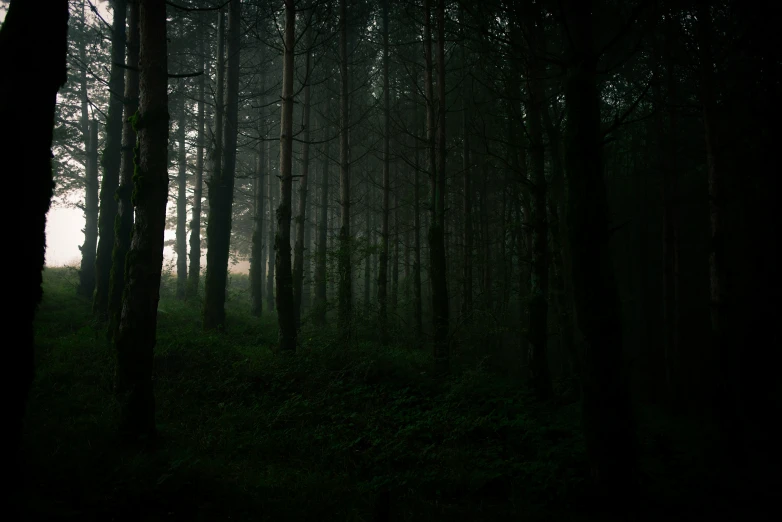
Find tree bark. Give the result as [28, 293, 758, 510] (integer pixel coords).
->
[94, 0, 127, 319]
[276, 0, 297, 352]
[337, 0, 352, 338]
[204, 1, 240, 330]
[267, 139, 276, 312]
[524, 2, 552, 400]
[313, 131, 329, 321]
[188, 32, 206, 299]
[109, 0, 140, 341]
[293, 26, 311, 329]
[562, 0, 636, 500]
[250, 71, 266, 317]
[114, 0, 169, 440]
[79, 119, 99, 297]
[461, 5, 472, 320]
[0, 0, 68, 506]
[378, 0, 391, 343]
[176, 95, 188, 299]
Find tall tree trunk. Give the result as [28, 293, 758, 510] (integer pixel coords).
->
[204, 1, 240, 330]
[391, 189, 399, 323]
[276, 0, 297, 351]
[1, 0, 68, 506]
[378, 0, 391, 343]
[364, 193, 372, 306]
[94, 0, 127, 319]
[176, 95, 188, 299]
[562, 0, 636, 499]
[337, 0, 352, 338]
[188, 32, 206, 298]
[267, 140, 276, 312]
[696, 0, 737, 480]
[114, 0, 168, 439]
[203, 7, 225, 325]
[293, 27, 311, 328]
[250, 72, 266, 316]
[461, 6, 472, 320]
[424, 0, 449, 372]
[524, 3, 552, 400]
[314, 132, 329, 321]
[109, 0, 140, 340]
[413, 90, 423, 345]
[480, 164, 491, 310]
[79, 119, 99, 298]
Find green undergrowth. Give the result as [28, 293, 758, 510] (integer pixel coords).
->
[22, 268, 732, 521]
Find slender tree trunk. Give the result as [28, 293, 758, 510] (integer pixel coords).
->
[391, 188, 399, 323]
[188, 33, 206, 299]
[378, 0, 391, 342]
[109, 0, 139, 341]
[176, 96, 188, 299]
[562, 0, 636, 499]
[79, 119, 99, 298]
[337, 0, 352, 337]
[204, 2, 240, 330]
[480, 164, 492, 310]
[525, 6, 552, 400]
[413, 88, 423, 345]
[424, 0, 449, 371]
[461, 7, 472, 320]
[293, 26, 311, 329]
[314, 132, 329, 321]
[696, 0, 739, 481]
[114, 0, 168, 439]
[250, 73, 266, 316]
[276, 0, 297, 351]
[364, 195, 372, 306]
[267, 141, 276, 312]
[1, 1, 68, 506]
[94, 0, 127, 319]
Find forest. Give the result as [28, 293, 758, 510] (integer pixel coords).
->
[1, 0, 779, 520]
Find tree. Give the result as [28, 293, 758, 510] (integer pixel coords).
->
[562, 0, 636, 500]
[109, 0, 140, 341]
[78, 118, 99, 297]
[188, 28, 206, 298]
[377, 0, 391, 344]
[337, 0, 352, 338]
[175, 91, 188, 299]
[114, 0, 169, 439]
[276, 0, 297, 351]
[292, 26, 312, 328]
[93, 0, 127, 319]
[0, 0, 68, 507]
[204, 1, 240, 330]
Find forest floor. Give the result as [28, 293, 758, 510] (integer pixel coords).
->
[19, 268, 769, 521]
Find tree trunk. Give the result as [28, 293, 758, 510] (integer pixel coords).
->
[391, 189, 399, 323]
[204, 1, 240, 330]
[114, 0, 168, 440]
[562, 0, 636, 500]
[413, 90, 423, 345]
[293, 26, 311, 329]
[0, 0, 68, 506]
[250, 71, 266, 317]
[188, 32, 206, 299]
[79, 119, 99, 298]
[337, 0, 352, 338]
[461, 6, 472, 320]
[313, 131, 329, 321]
[378, 0, 391, 343]
[267, 140, 276, 312]
[525, 3, 552, 400]
[276, 0, 297, 352]
[109, 0, 140, 341]
[176, 95, 188, 299]
[94, 0, 127, 319]
[696, 0, 738, 481]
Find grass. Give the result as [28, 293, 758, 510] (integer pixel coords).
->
[20, 267, 749, 521]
